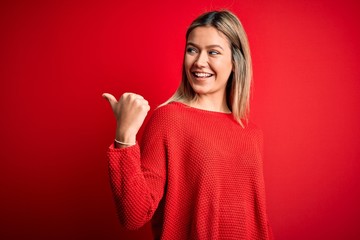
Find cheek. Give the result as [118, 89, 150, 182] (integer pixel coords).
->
[213, 60, 232, 74]
[223, 60, 233, 74]
[184, 58, 191, 71]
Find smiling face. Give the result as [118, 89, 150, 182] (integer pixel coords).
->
[185, 26, 233, 101]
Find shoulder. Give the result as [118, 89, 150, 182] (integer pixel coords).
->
[246, 122, 264, 156]
[246, 121, 263, 133]
[244, 121, 264, 144]
[150, 102, 184, 122]
[154, 101, 183, 115]
[145, 102, 183, 130]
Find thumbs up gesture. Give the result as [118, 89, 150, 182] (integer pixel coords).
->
[102, 92, 150, 147]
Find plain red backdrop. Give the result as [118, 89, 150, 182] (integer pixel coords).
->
[1, 0, 359, 239]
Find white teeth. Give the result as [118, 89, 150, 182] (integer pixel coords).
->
[194, 72, 212, 77]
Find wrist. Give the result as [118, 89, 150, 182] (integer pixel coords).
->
[115, 133, 136, 143]
[114, 139, 136, 148]
[115, 130, 136, 148]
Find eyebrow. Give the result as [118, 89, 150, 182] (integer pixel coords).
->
[186, 42, 224, 51]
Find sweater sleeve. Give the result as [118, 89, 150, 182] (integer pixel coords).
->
[107, 109, 168, 230]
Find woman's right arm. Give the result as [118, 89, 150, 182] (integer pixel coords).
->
[103, 92, 166, 230]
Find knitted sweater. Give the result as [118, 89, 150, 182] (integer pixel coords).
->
[107, 102, 273, 240]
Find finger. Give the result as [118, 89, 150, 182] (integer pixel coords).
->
[142, 99, 149, 106]
[102, 93, 118, 109]
[135, 94, 144, 100]
[102, 93, 117, 102]
[121, 93, 144, 102]
[129, 93, 144, 100]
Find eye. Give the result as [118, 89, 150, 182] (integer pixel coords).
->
[186, 47, 197, 54]
[209, 50, 220, 55]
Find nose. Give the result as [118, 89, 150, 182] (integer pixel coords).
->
[194, 51, 208, 67]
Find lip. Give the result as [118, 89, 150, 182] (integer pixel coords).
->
[191, 71, 214, 79]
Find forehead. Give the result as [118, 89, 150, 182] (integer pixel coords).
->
[187, 26, 230, 48]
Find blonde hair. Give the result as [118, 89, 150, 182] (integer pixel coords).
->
[163, 10, 252, 126]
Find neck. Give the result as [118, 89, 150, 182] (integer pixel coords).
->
[188, 94, 230, 113]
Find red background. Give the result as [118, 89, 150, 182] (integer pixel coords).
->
[1, 0, 359, 239]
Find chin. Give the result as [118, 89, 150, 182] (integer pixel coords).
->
[191, 87, 212, 95]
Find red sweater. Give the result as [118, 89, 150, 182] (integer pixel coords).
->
[107, 102, 273, 240]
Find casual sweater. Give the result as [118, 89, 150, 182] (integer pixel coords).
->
[107, 102, 273, 240]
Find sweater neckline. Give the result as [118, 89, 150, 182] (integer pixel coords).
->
[171, 102, 233, 116]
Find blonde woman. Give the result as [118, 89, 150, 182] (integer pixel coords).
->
[103, 10, 273, 240]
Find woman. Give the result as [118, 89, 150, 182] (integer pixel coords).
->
[103, 10, 273, 240]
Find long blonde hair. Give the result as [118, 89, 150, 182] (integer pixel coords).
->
[163, 10, 252, 126]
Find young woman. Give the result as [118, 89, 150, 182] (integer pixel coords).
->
[103, 10, 273, 240]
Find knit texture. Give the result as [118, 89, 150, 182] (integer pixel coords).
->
[108, 102, 273, 240]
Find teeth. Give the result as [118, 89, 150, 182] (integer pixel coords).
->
[194, 72, 212, 77]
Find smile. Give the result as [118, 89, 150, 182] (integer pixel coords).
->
[192, 72, 214, 78]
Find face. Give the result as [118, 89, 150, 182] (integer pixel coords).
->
[185, 26, 233, 100]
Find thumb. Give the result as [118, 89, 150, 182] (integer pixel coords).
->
[102, 93, 118, 109]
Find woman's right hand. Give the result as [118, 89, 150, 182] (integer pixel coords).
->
[102, 92, 150, 146]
